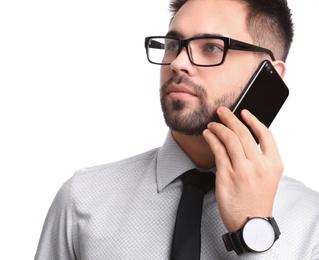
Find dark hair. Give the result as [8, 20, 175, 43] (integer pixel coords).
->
[169, 0, 294, 62]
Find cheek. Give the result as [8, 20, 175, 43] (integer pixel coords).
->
[202, 70, 231, 99]
[160, 66, 172, 87]
[206, 63, 253, 92]
[203, 69, 247, 106]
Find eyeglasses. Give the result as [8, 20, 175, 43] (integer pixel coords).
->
[145, 36, 275, 67]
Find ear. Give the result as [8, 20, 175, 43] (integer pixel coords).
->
[272, 60, 286, 79]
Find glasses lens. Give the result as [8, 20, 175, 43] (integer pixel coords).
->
[189, 38, 225, 66]
[147, 37, 180, 64]
[146, 37, 226, 66]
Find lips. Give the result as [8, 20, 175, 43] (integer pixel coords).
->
[166, 84, 197, 100]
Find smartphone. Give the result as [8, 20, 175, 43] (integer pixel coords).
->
[232, 60, 289, 144]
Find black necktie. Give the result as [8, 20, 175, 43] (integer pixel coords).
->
[170, 168, 215, 260]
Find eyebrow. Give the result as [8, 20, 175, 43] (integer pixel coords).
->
[166, 30, 225, 39]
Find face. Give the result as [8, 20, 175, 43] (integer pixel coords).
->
[160, 0, 259, 136]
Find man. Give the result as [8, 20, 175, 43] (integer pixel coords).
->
[35, 0, 319, 259]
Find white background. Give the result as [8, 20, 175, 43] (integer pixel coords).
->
[0, 0, 318, 258]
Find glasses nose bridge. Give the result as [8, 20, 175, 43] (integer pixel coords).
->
[179, 39, 190, 53]
[175, 39, 192, 62]
[180, 39, 188, 49]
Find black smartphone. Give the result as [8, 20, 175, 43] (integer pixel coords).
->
[232, 60, 289, 144]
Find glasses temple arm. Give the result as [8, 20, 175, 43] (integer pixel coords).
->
[145, 38, 165, 50]
[229, 39, 276, 61]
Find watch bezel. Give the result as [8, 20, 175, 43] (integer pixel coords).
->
[241, 217, 276, 252]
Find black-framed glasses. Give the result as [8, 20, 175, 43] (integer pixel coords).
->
[145, 36, 275, 67]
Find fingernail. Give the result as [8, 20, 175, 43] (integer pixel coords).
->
[243, 109, 251, 116]
[203, 129, 212, 136]
[218, 107, 229, 113]
[207, 122, 215, 128]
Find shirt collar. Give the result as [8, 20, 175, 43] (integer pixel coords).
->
[156, 131, 197, 192]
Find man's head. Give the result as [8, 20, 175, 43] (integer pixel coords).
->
[159, 0, 293, 136]
[169, 0, 294, 62]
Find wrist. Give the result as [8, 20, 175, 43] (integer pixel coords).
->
[222, 217, 281, 256]
[224, 211, 273, 232]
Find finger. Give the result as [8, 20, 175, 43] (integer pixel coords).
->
[206, 122, 246, 169]
[241, 109, 280, 157]
[217, 107, 260, 160]
[203, 129, 232, 170]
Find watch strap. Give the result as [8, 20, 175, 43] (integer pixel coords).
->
[269, 217, 281, 240]
[222, 231, 247, 255]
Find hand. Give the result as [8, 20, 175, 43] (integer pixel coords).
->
[203, 107, 284, 232]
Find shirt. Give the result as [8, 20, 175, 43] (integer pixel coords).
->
[35, 132, 319, 260]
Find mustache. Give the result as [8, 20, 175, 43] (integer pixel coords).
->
[161, 74, 207, 99]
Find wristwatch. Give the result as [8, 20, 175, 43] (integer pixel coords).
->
[222, 217, 281, 256]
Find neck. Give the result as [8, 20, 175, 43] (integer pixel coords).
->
[171, 130, 216, 170]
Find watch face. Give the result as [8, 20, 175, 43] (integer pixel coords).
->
[242, 218, 275, 252]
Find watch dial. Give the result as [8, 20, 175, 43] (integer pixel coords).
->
[242, 218, 275, 252]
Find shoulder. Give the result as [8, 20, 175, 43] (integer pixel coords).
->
[278, 175, 319, 200]
[63, 148, 160, 198]
[49, 148, 160, 216]
[74, 147, 159, 179]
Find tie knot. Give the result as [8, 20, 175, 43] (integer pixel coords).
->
[182, 168, 215, 194]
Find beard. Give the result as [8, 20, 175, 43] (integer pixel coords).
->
[160, 74, 242, 136]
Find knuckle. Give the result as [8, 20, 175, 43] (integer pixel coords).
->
[255, 125, 273, 141]
[265, 129, 274, 139]
[213, 143, 226, 155]
[257, 158, 283, 178]
[224, 132, 237, 144]
[255, 162, 267, 178]
[238, 127, 251, 139]
[275, 160, 284, 175]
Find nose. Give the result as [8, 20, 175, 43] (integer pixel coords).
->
[170, 47, 197, 76]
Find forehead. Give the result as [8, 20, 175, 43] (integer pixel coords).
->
[169, 0, 253, 43]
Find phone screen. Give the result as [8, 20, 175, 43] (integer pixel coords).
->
[232, 60, 289, 143]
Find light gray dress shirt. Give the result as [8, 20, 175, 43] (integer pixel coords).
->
[35, 132, 319, 259]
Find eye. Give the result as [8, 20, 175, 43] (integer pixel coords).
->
[166, 41, 179, 51]
[204, 43, 223, 53]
